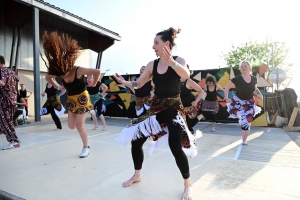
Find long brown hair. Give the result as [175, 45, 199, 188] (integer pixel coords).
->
[41, 31, 82, 76]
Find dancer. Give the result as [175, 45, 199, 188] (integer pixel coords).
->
[127, 66, 154, 119]
[0, 55, 21, 149]
[224, 61, 262, 145]
[19, 83, 32, 119]
[197, 74, 224, 132]
[180, 65, 205, 134]
[86, 74, 108, 131]
[42, 31, 101, 158]
[40, 79, 66, 130]
[114, 27, 198, 200]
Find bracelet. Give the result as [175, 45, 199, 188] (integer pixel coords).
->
[57, 84, 61, 90]
[172, 62, 178, 69]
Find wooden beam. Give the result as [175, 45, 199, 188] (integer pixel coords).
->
[287, 107, 299, 130]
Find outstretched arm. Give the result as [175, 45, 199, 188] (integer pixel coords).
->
[114, 61, 153, 89]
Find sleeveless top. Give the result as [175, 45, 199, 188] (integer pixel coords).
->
[205, 85, 218, 101]
[86, 81, 102, 95]
[152, 57, 180, 98]
[45, 83, 57, 98]
[180, 80, 196, 107]
[135, 80, 152, 97]
[19, 89, 27, 98]
[61, 67, 86, 96]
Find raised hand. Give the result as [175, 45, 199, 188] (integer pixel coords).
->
[161, 45, 175, 66]
[113, 73, 126, 84]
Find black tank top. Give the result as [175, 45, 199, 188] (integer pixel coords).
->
[180, 80, 196, 107]
[135, 80, 152, 97]
[61, 67, 86, 96]
[205, 85, 217, 101]
[152, 57, 180, 98]
[86, 81, 102, 95]
[45, 83, 57, 98]
[19, 89, 27, 98]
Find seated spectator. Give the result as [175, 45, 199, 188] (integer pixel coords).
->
[13, 94, 26, 126]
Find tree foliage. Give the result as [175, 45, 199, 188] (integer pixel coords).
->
[222, 40, 292, 72]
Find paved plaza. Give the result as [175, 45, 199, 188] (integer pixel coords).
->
[1, 115, 300, 200]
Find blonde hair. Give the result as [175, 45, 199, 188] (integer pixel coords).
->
[239, 61, 252, 75]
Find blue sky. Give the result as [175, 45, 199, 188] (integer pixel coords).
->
[47, 0, 300, 96]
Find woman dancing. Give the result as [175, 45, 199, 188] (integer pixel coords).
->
[86, 74, 108, 131]
[224, 61, 262, 145]
[40, 78, 66, 130]
[42, 31, 101, 158]
[197, 74, 224, 132]
[114, 27, 199, 200]
[180, 65, 205, 135]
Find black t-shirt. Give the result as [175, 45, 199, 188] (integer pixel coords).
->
[231, 75, 257, 100]
[86, 81, 102, 95]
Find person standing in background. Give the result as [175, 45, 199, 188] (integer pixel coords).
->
[19, 83, 32, 119]
[0, 55, 21, 149]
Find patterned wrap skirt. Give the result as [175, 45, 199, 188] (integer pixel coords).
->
[40, 95, 65, 116]
[116, 95, 202, 158]
[227, 95, 261, 129]
[183, 102, 201, 119]
[65, 90, 93, 114]
[202, 100, 219, 113]
[89, 92, 101, 106]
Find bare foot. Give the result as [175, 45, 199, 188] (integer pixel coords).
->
[101, 126, 107, 131]
[122, 174, 141, 187]
[182, 185, 193, 200]
[92, 126, 99, 130]
[242, 141, 248, 145]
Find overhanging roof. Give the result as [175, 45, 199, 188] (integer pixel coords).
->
[1, 0, 121, 52]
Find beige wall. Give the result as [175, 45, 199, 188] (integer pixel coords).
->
[17, 70, 48, 117]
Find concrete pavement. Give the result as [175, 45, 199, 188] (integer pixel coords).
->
[0, 115, 300, 200]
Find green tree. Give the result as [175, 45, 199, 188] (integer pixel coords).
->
[222, 40, 292, 72]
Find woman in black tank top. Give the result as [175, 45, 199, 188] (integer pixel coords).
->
[180, 66, 205, 134]
[86, 74, 108, 131]
[198, 74, 224, 132]
[43, 31, 101, 159]
[113, 27, 198, 199]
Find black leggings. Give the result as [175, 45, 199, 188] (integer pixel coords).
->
[201, 111, 217, 122]
[131, 107, 190, 179]
[186, 116, 199, 134]
[95, 99, 104, 116]
[48, 105, 62, 129]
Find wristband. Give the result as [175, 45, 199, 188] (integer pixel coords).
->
[172, 62, 178, 69]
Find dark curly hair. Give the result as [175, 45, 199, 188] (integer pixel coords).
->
[156, 27, 181, 50]
[206, 74, 217, 85]
[41, 31, 82, 76]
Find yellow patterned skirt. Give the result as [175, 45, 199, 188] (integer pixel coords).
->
[65, 90, 93, 114]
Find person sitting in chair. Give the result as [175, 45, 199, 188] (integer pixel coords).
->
[13, 93, 26, 126]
